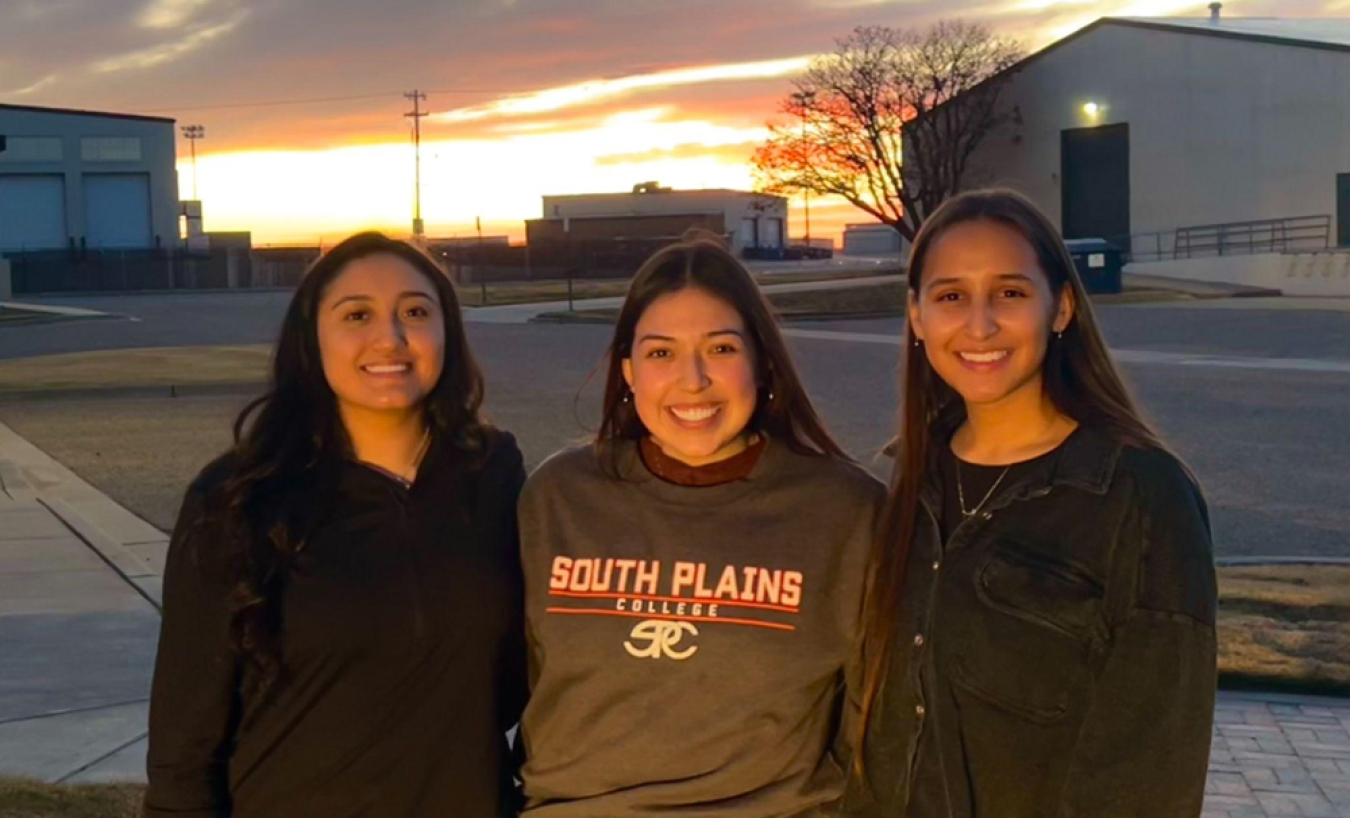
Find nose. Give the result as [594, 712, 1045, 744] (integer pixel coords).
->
[678, 351, 711, 392]
[370, 313, 407, 351]
[965, 297, 998, 341]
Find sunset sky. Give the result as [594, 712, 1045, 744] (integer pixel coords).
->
[1, 0, 1338, 245]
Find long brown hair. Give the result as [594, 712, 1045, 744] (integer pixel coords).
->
[595, 231, 845, 465]
[857, 189, 1171, 765]
[221, 231, 487, 691]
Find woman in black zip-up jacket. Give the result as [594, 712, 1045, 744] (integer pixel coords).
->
[844, 190, 1216, 817]
[144, 232, 527, 817]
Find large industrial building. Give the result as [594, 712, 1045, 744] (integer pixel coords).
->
[526, 184, 789, 255]
[963, 11, 1350, 258]
[0, 103, 179, 252]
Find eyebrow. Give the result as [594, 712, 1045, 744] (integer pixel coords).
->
[925, 273, 1035, 288]
[636, 329, 746, 344]
[329, 291, 437, 310]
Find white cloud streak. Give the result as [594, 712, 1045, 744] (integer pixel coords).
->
[93, 9, 247, 73]
[436, 55, 814, 123]
[138, 0, 218, 29]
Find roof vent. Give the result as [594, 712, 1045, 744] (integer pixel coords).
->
[1209, 2, 1222, 23]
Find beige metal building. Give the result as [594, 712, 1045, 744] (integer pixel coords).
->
[963, 11, 1350, 255]
[527, 184, 789, 255]
[0, 103, 179, 252]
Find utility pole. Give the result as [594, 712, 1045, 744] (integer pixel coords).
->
[404, 90, 428, 238]
[180, 124, 205, 200]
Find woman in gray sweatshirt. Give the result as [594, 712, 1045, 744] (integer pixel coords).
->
[517, 233, 885, 817]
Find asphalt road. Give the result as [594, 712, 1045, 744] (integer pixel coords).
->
[0, 292, 1347, 558]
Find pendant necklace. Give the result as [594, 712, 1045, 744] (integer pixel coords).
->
[956, 461, 1011, 519]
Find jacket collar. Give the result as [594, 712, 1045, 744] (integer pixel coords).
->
[919, 409, 1122, 512]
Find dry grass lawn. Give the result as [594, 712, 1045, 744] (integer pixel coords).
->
[1217, 564, 1350, 691]
[0, 778, 143, 818]
[0, 346, 271, 393]
[457, 269, 889, 307]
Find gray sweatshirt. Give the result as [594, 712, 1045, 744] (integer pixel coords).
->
[518, 439, 885, 818]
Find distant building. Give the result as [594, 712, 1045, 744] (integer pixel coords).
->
[962, 11, 1350, 253]
[0, 103, 179, 252]
[526, 183, 789, 255]
[843, 223, 905, 257]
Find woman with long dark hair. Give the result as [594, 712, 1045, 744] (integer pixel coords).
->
[144, 232, 527, 817]
[517, 233, 885, 816]
[844, 190, 1216, 817]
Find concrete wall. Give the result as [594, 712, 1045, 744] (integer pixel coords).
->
[965, 23, 1350, 238]
[0, 107, 179, 249]
[1126, 251, 1350, 296]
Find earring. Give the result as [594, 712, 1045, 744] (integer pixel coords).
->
[1056, 330, 1064, 340]
[767, 390, 775, 402]
[913, 337, 921, 348]
[621, 391, 631, 404]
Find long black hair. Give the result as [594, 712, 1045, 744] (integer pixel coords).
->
[221, 231, 486, 690]
[857, 189, 1175, 767]
[595, 231, 845, 466]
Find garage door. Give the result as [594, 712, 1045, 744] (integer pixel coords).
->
[0, 175, 67, 251]
[84, 173, 152, 248]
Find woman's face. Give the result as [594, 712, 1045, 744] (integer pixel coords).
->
[908, 219, 1074, 410]
[622, 286, 759, 466]
[316, 253, 446, 420]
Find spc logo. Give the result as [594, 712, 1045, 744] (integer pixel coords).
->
[624, 620, 699, 660]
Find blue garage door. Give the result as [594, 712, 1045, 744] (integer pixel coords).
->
[84, 173, 152, 248]
[0, 175, 67, 251]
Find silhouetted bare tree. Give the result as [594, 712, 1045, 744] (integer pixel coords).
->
[753, 22, 1023, 241]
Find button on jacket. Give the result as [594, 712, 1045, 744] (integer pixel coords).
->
[845, 424, 1217, 818]
[145, 429, 528, 818]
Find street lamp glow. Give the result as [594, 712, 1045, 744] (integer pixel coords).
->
[1082, 102, 1101, 117]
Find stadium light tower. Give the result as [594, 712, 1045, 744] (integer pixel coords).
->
[181, 124, 205, 200]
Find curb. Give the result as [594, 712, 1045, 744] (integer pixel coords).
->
[39, 497, 163, 610]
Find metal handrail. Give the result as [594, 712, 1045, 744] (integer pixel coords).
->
[1112, 215, 1332, 263]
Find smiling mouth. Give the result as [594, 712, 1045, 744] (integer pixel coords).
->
[362, 363, 412, 375]
[957, 350, 1010, 364]
[667, 404, 722, 423]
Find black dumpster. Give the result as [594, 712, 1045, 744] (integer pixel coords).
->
[1063, 238, 1123, 294]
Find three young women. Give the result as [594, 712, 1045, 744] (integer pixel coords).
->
[516, 234, 886, 815]
[144, 232, 527, 817]
[844, 190, 1217, 817]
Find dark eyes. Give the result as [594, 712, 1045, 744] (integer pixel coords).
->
[341, 304, 432, 322]
[934, 289, 1027, 302]
[644, 343, 740, 359]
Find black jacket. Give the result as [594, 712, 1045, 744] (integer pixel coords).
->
[844, 424, 1217, 818]
[144, 429, 528, 818]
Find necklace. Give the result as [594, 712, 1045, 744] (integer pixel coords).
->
[956, 461, 1011, 519]
[368, 425, 432, 489]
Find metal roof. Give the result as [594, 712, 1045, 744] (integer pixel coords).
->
[0, 103, 174, 124]
[1109, 17, 1350, 52]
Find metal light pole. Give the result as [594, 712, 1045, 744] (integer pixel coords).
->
[789, 90, 815, 246]
[180, 124, 204, 200]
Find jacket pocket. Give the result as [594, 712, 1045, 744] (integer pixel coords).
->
[951, 542, 1106, 724]
[975, 542, 1105, 646]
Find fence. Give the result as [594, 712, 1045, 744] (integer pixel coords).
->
[3, 233, 830, 296]
[2, 247, 320, 295]
[1116, 215, 1332, 263]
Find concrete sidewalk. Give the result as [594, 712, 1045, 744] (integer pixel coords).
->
[1, 418, 1349, 817]
[0, 419, 166, 784]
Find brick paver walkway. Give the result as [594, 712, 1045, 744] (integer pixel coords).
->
[1206, 692, 1350, 817]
